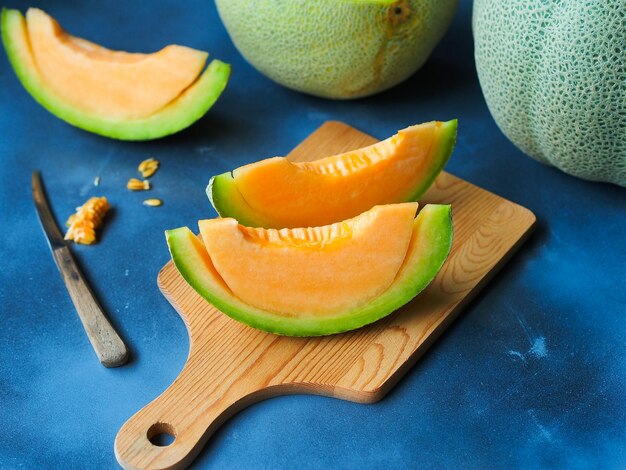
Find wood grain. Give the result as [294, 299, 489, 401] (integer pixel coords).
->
[53, 246, 129, 367]
[115, 122, 536, 470]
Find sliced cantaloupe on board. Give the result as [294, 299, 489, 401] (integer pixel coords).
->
[1, 8, 230, 140]
[208, 120, 457, 228]
[200, 203, 418, 316]
[26, 8, 207, 120]
[166, 203, 453, 336]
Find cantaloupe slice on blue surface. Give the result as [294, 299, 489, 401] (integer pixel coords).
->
[1, 8, 230, 140]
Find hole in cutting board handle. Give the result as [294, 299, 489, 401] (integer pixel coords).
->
[147, 422, 176, 447]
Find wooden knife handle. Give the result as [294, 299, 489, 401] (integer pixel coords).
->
[53, 247, 128, 367]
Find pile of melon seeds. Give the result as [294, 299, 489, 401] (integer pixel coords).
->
[64, 157, 163, 245]
[127, 157, 162, 207]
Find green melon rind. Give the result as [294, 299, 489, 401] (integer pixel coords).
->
[1, 8, 231, 141]
[403, 119, 457, 201]
[166, 204, 452, 337]
[206, 172, 275, 228]
[206, 120, 457, 228]
[473, 0, 625, 186]
[215, 0, 457, 99]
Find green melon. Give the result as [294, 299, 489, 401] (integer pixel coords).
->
[473, 0, 626, 186]
[215, 0, 457, 99]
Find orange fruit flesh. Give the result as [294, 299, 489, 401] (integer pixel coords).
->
[232, 122, 441, 228]
[199, 203, 419, 316]
[25, 8, 208, 119]
[66, 36, 147, 63]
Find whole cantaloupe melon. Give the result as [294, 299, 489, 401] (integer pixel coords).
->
[216, 0, 457, 99]
[473, 0, 626, 186]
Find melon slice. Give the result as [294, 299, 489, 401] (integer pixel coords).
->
[201, 203, 418, 316]
[208, 120, 457, 228]
[1, 8, 230, 140]
[26, 8, 208, 120]
[166, 204, 452, 336]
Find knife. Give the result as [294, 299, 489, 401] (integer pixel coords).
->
[32, 171, 128, 367]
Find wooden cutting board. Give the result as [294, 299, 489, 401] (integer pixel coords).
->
[115, 121, 536, 470]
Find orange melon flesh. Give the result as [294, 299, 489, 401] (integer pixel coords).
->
[25, 8, 208, 119]
[198, 203, 418, 316]
[166, 204, 452, 336]
[66, 36, 146, 63]
[226, 121, 452, 228]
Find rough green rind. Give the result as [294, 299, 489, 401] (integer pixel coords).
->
[215, 0, 457, 99]
[207, 120, 457, 228]
[1, 8, 231, 141]
[473, 0, 625, 186]
[166, 204, 452, 337]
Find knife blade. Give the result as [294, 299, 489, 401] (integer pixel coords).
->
[32, 171, 128, 367]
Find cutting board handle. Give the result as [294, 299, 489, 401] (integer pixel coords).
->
[114, 352, 270, 470]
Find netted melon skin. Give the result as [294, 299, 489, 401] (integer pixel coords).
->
[473, 0, 626, 186]
[216, 0, 457, 99]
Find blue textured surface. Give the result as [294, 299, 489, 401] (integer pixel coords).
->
[1, 1, 625, 469]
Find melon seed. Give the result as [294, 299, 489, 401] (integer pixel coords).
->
[127, 178, 150, 191]
[138, 158, 159, 178]
[143, 198, 163, 207]
[64, 196, 110, 245]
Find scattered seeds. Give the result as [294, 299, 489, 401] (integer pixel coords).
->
[143, 198, 163, 207]
[64, 196, 110, 245]
[93, 176, 100, 187]
[138, 157, 159, 178]
[127, 178, 151, 191]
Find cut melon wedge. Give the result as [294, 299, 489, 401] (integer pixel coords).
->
[1, 8, 230, 140]
[208, 120, 457, 228]
[201, 203, 418, 316]
[166, 204, 453, 336]
[26, 8, 208, 120]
